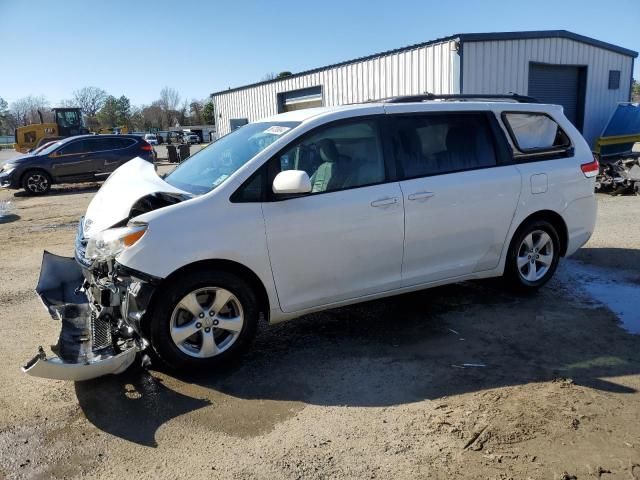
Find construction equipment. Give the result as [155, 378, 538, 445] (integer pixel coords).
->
[594, 103, 640, 195]
[97, 126, 129, 135]
[14, 108, 89, 153]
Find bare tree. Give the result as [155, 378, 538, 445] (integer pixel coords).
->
[10, 95, 51, 125]
[159, 87, 181, 112]
[72, 86, 107, 116]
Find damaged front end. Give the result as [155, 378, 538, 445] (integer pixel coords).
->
[23, 241, 157, 381]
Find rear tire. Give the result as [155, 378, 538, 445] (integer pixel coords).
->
[21, 169, 52, 195]
[504, 220, 560, 292]
[149, 270, 259, 372]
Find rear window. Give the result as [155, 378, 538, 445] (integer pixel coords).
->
[502, 112, 570, 152]
[392, 113, 498, 178]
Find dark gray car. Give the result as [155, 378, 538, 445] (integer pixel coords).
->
[0, 135, 155, 195]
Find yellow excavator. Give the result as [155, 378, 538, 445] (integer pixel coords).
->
[14, 108, 89, 153]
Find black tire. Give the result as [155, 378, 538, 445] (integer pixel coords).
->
[504, 219, 561, 292]
[148, 270, 259, 371]
[21, 169, 52, 195]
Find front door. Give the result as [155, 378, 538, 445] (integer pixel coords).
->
[389, 111, 521, 285]
[50, 139, 99, 179]
[262, 117, 405, 313]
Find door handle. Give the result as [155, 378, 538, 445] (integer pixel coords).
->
[371, 197, 398, 208]
[407, 191, 435, 201]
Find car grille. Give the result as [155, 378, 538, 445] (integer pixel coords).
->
[91, 311, 113, 351]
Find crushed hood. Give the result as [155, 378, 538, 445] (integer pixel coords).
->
[82, 157, 190, 238]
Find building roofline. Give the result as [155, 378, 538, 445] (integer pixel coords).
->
[210, 33, 461, 97]
[458, 30, 638, 58]
[211, 30, 638, 98]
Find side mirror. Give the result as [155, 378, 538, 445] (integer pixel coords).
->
[272, 170, 311, 195]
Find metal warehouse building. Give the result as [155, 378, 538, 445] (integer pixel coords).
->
[211, 30, 637, 146]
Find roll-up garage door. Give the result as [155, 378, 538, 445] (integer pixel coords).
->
[528, 63, 586, 131]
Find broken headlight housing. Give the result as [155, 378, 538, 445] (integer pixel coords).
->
[85, 223, 147, 262]
[0, 164, 15, 174]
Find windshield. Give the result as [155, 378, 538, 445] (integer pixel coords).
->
[38, 139, 66, 155]
[164, 121, 300, 194]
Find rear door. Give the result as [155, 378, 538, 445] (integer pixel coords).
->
[388, 109, 522, 286]
[260, 117, 405, 312]
[101, 137, 137, 173]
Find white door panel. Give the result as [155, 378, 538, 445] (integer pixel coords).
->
[263, 183, 405, 312]
[400, 165, 521, 285]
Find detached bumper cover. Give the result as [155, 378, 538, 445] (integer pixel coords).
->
[22, 251, 137, 381]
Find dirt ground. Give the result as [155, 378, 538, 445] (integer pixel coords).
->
[0, 151, 639, 479]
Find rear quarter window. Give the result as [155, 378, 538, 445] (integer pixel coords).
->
[502, 112, 570, 152]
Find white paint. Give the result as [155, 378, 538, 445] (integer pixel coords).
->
[558, 259, 640, 334]
[112, 101, 596, 323]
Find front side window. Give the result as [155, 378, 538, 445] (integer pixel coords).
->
[164, 121, 300, 195]
[392, 113, 497, 178]
[273, 119, 385, 194]
[58, 139, 87, 155]
[503, 112, 570, 151]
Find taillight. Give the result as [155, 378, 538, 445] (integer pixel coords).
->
[580, 156, 599, 178]
[140, 142, 152, 151]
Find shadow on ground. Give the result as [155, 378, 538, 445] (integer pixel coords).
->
[75, 247, 640, 446]
[0, 214, 19, 224]
[13, 184, 100, 197]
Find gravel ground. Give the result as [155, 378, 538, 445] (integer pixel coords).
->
[0, 152, 639, 479]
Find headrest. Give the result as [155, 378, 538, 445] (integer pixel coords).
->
[318, 138, 339, 163]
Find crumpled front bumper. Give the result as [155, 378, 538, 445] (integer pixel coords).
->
[22, 251, 138, 381]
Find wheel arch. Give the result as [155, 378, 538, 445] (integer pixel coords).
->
[142, 258, 271, 334]
[511, 210, 569, 256]
[20, 167, 52, 185]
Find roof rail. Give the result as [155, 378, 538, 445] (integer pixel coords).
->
[383, 93, 539, 104]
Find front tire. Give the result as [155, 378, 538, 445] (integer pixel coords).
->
[21, 169, 52, 195]
[504, 220, 560, 291]
[149, 270, 259, 371]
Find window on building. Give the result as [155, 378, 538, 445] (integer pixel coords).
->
[391, 113, 497, 178]
[608, 70, 621, 90]
[502, 112, 570, 152]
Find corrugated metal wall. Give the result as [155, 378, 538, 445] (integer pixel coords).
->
[461, 38, 633, 146]
[213, 40, 458, 136]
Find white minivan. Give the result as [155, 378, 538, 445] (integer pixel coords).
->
[25, 95, 598, 381]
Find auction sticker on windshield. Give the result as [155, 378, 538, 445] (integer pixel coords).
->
[264, 126, 291, 135]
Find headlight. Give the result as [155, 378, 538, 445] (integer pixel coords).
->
[1, 165, 15, 174]
[85, 224, 148, 262]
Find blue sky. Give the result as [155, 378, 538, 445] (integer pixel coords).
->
[0, 0, 638, 107]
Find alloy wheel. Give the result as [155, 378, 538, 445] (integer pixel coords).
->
[169, 287, 244, 358]
[516, 229, 554, 282]
[26, 174, 49, 193]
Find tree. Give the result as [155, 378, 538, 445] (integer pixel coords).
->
[0, 97, 13, 135]
[633, 79, 640, 102]
[262, 71, 292, 81]
[96, 96, 118, 128]
[115, 95, 131, 126]
[72, 87, 107, 117]
[10, 95, 51, 125]
[202, 100, 215, 125]
[190, 100, 203, 124]
[159, 87, 180, 112]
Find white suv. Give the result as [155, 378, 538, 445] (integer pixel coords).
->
[24, 95, 598, 381]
